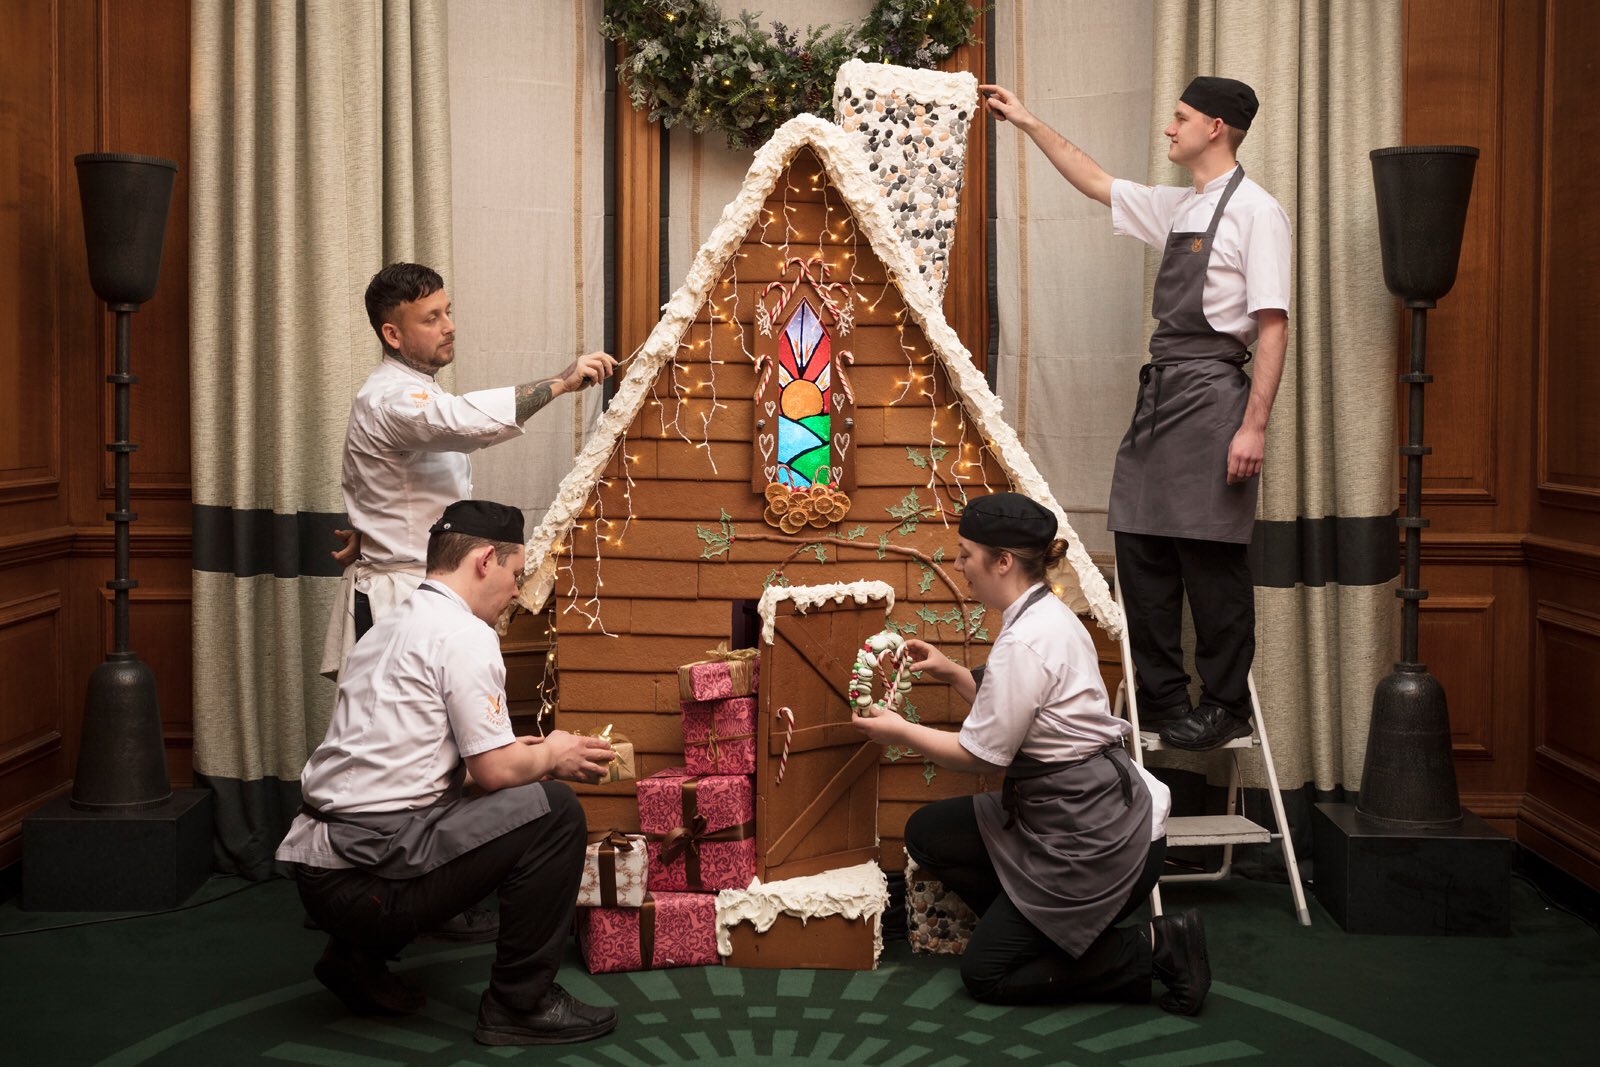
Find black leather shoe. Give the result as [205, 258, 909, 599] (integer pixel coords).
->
[417, 904, 500, 943]
[1159, 703, 1251, 751]
[1151, 910, 1211, 1015]
[313, 939, 425, 1016]
[1138, 701, 1192, 728]
[474, 985, 619, 1046]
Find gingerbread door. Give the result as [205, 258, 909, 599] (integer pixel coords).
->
[756, 598, 884, 882]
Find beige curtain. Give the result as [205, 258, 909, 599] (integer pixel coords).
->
[190, 0, 453, 875]
[1146, 0, 1404, 792]
[991, 0, 1158, 563]
[447, 0, 608, 519]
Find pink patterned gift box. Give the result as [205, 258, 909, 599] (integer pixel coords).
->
[637, 767, 756, 892]
[677, 647, 760, 702]
[681, 696, 757, 776]
[576, 892, 719, 973]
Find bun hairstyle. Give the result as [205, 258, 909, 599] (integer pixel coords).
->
[985, 537, 1068, 583]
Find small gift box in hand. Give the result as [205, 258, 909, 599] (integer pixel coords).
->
[575, 724, 636, 784]
[577, 830, 647, 909]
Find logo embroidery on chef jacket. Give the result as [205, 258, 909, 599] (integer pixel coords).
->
[410, 391, 431, 407]
[484, 693, 507, 724]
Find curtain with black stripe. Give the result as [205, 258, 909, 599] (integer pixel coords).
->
[189, 0, 454, 877]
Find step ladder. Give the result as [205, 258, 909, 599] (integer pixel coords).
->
[1111, 569, 1312, 927]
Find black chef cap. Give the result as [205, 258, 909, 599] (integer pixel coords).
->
[959, 492, 1057, 549]
[429, 499, 525, 545]
[1180, 76, 1259, 131]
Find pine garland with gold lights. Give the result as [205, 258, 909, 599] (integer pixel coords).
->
[601, 0, 982, 148]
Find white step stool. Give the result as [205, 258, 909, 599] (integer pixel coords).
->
[1111, 570, 1312, 927]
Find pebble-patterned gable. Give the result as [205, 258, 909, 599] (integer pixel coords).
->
[832, 60, 979, 301]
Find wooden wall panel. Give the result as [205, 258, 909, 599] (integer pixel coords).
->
[1418, 594, 1498, 759]
[0, 0, 63, 512]
[0, 0, 193, 869]
[1536, 0, 1600, 507]
[1401, 0, 1502, 503]
[1522, 0, 1600, 887]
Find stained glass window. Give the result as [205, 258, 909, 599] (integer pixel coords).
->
[775, 298, 833, 488]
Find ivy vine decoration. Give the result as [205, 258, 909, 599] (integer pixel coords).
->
[601, 0, 984, 149]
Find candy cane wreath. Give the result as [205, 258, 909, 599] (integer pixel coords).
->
[848, 631, 913, 717]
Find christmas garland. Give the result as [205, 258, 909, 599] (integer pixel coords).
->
[601, 0, 982, 148]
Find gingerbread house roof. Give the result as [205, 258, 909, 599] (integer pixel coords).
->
[518, 103, 1123, 638]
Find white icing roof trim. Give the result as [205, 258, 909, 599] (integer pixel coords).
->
[714, 860, 889, 962]
[834, 60, 979, 107]
[517, 111, 1123, 638]
[756, 580, 896, 646]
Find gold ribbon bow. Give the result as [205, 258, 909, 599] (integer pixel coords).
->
[704, 641, 760, 663]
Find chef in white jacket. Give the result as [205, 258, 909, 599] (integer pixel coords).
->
[320, 262, 615, 679]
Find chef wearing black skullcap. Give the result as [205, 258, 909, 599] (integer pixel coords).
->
[853, 493, 1208, 1014]
[279, 500, 621, 1045]
[979, 74, 1292, 752]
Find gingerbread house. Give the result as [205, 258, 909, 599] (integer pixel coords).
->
[516, 62, 1121, 871]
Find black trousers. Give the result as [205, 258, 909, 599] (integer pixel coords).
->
[353, 590, 375, 642]
[1114, 531, 1255, 720]
[295, 782, 587, 1012]
[906, 795, 1165, 1005]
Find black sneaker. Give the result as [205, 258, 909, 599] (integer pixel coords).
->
[1158, 704, 1251, 751]
[1151, 910, 1211, 1015]
[417, 904, 500, 943]
[1137, 701, 1192, 728]
[313, 939, 426, 1016]
[474, 985, 618, 1046]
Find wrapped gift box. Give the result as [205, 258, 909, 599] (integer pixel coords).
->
[576, 831, 647, 909]
[573, 726, 636, 784]
[576, 892, 719, 973]
[637, 767, 756, 892]
[677, 644, 759, 702]
[905, 851, 977, 956]
[681, 696, 757, 776]
[717, 861, 887, 970]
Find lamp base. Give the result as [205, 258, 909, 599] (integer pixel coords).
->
[22, 789, 213, 911]
[1312, 801, 1510, 935]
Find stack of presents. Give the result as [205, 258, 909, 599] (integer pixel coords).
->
[572, 645, 889, 973]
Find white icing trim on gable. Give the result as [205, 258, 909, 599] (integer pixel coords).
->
[755, 580, 896, 647]
[517, 111, 1123, 638]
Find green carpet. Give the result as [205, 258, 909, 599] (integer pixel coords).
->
[2, 875, 1594, 1066]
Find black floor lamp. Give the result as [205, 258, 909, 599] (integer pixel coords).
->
[22, 153, 213, 911]
[1312, 145, 1511, 935]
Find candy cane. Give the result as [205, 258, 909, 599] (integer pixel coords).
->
[775, 705, 796, 785]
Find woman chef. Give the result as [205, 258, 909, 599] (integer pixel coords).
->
[852, 492, 1209, 1013]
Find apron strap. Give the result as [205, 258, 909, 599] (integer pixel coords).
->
[1205, 165, 1247, 237]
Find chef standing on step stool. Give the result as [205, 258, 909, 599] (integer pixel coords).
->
[981, 76, 1291, 752]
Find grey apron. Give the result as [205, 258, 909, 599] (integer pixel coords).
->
[971, 587, 1155, 957]
[1108, 165, 1257, 544]
[302, 768, 551, 879]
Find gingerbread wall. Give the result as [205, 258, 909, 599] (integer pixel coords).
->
[554, 147, 1017, 868]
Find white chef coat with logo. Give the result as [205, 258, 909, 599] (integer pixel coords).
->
[320, 357, 523, 678]
[1111, 165, 1292, 345]
[959, 583, 1169, 840]
[281, 580, 529, 868]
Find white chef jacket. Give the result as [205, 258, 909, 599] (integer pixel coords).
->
[1111, 166, 1293, 346]
[960, 583, 1169, 840]
[319, 357, 523, 678]
[280, 580, 526, 868]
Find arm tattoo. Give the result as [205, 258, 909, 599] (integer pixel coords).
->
[514, 378, 560, 423]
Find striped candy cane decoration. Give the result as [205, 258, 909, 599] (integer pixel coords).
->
[775, 705, 796, 785]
